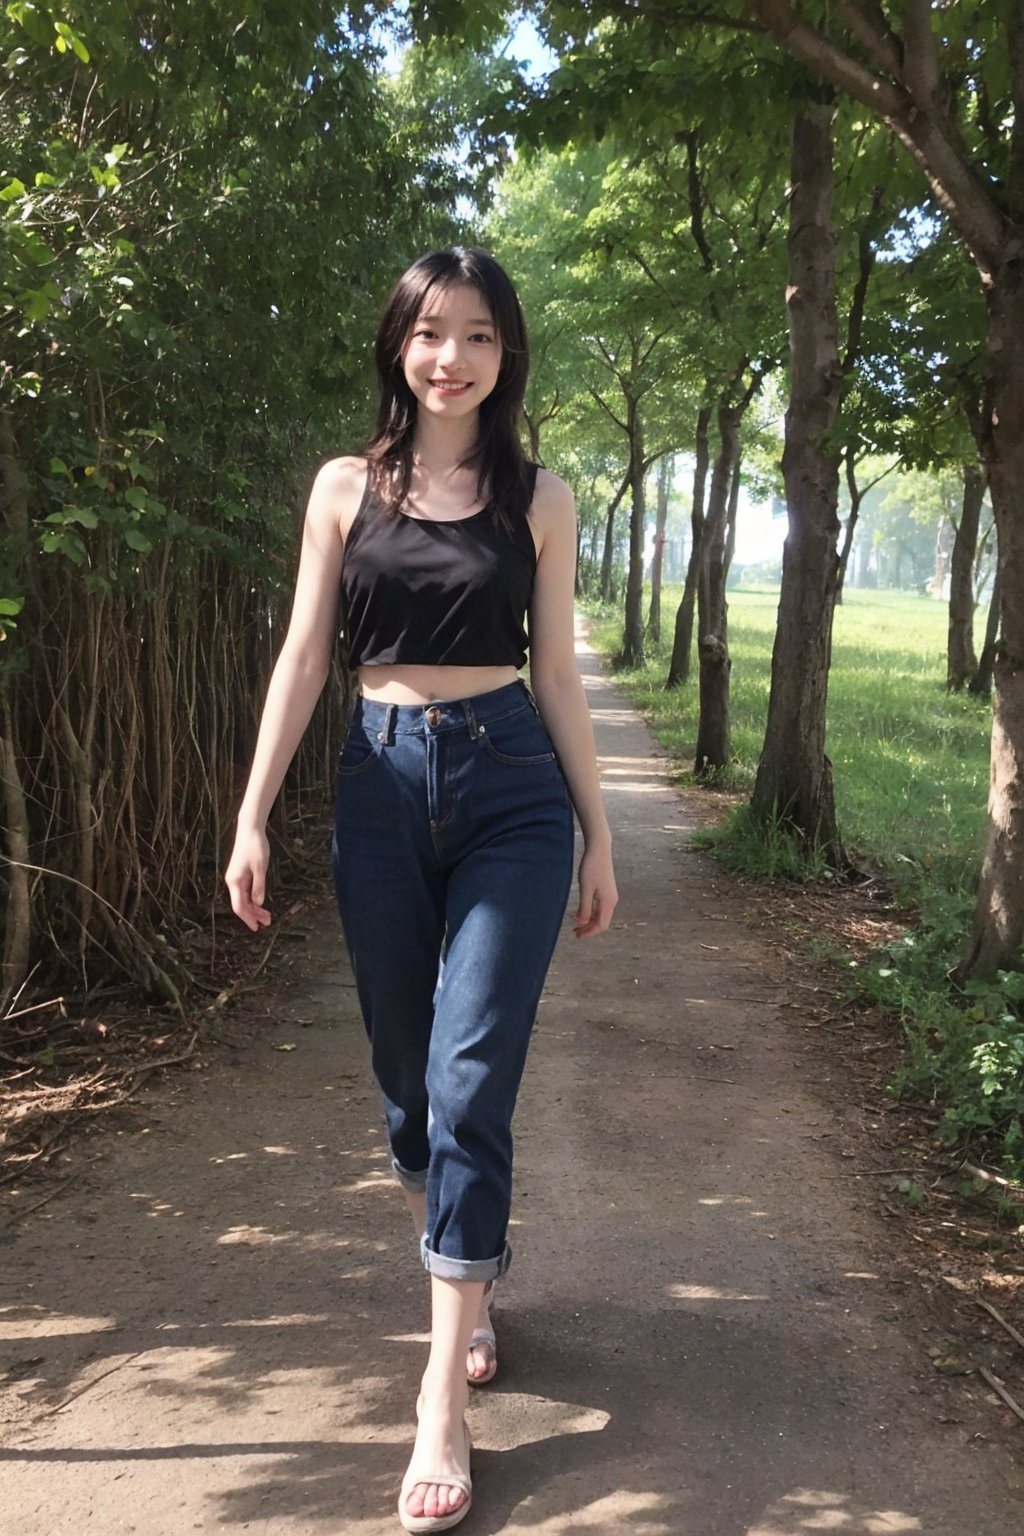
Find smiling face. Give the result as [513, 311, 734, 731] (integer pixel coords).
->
[402, 282, 502, 419]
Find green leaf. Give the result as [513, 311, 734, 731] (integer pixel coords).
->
[40, 528, 87, 565]
[123, 527, 152, 553]
[0, 178, 26, 201]
[49, 456, 68, 474]
[0, 598, 25, 616]
[44, 506, 98, 529]
[21, 288, 51, 320]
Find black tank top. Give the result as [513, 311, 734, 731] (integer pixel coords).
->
[340, 468, 538, 669]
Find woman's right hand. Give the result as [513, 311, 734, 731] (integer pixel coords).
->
[224, 826, 273, 931]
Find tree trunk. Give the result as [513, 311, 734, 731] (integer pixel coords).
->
[666, 402, 711, 688]
[600, 470, 629, 602]
[970, 567, 1000, 698]
[0, 692, 31, 1008]
[724, 450, 741, 576]
[957, 271, 1024, 980]
[0, 407, 31, 1007]
[836, 447, 867, 600]
[647, 456, 671, 644]
[694, 400, 740, 775]
[620, 406, 647, 667]
[750, 100, 845, 864]
[947, 462, 985, 690]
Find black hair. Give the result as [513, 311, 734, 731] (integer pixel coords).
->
[364, 246, 532, 525]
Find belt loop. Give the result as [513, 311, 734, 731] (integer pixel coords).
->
[464, 698, 479, 739]
[383, 703, 396, 745]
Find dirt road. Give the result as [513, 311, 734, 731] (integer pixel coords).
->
[2, 633, 1022, 1534]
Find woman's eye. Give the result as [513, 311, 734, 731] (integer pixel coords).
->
[470, 332, 495, 344]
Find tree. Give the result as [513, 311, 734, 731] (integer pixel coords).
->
[746, 0, 1024, 979]
[647, 456, 673, 644]
[0, 2, 466, 1006]
[751, 95, 845, 861]
[489, 140, 691, 662]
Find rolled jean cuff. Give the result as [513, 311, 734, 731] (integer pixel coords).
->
[420, 1236, 512, 1283]
[392, 1159, 428, 1194]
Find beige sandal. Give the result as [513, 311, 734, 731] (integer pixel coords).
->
[398, 1425, 472, 1533]
[466, 1278, 497, 1385]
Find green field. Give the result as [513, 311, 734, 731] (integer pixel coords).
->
[589, 587, 992, 894]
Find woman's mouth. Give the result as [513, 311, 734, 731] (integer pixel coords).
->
[430, 380, 471, 393]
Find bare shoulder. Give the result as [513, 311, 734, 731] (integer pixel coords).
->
[307, 454, 368, 541]
[530, 466, 576, 555]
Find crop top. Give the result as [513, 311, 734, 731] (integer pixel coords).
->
[340, 467, 539, 669]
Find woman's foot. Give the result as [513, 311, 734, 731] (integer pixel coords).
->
[466, 1280, 497, 1385]
[399, 1393, 472, 1533]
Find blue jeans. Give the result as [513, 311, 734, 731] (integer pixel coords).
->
[332, 680, 575, 1282]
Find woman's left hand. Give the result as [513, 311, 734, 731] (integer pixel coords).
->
[574, 843, 618, 939]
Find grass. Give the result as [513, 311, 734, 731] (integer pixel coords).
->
[588, 587, 991, 899]
[588, 586, 1024, 1180]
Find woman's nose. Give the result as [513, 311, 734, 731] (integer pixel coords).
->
[437, 336, 464, 368]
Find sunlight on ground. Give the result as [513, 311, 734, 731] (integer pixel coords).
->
[0, 1310, 117, 1339]
[668, 1284, 770, 1302]
[481, 1393, 610, 1449]
[505, 1487, 668, 1535]
[335, 1173, 393, 1195]
[597, 750, 670, 793]
[598, 754, 663, 773]
[218, 1224, 295, 1246]
[213, 1223, 360, 1251]
[749, 1488, 922, 1533]
[154, 1314, 333, 1331]
[592, 706, 648, 728]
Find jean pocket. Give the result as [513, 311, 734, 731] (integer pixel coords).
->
[479, 712, 557, 767]
[337, 728, 382, 777]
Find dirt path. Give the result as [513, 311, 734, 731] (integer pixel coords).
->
[3, 633, 1022, 1535]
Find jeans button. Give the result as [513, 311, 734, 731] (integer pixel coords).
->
[425, 706, 443, 728]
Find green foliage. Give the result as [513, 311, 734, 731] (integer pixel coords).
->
[852, 917, 1024, 1182]
[0, 2, 470, 1000]
[692, 804, 835, 883]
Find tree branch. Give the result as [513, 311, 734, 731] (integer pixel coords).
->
[637, 327, 670, 371]
[1009, 6, 1024, 210]
[588, 386, 629, 436]
[627, 247, 688, 321]
[842, 185, 883, 373]
[746, 0, 1007, 272]
[686, 131, 716, 272]
[900, 0, 942, 110]
[836, 1, 902, 79]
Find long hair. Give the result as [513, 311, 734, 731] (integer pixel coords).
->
[364, 247, 532, 526]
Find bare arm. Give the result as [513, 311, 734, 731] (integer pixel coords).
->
[528, 470, 618, 939]
[225, 456, 363, 930]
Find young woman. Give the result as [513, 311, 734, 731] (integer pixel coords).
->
[225, 247, 617, 1533]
